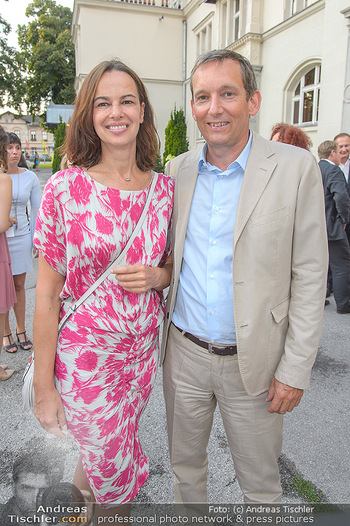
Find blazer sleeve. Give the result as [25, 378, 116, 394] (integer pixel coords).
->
[274, 154, 328, 389]
[327, 165, 350, 224]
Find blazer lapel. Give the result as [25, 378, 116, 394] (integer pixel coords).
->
[233, 132, 277, 250]
[174, 153, 200, 269]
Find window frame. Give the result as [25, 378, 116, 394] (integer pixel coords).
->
[221, 0, 240, 48]
[291, 64, 321, 126]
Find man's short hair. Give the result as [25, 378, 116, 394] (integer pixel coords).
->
[190, 49, 258, 101]
[318, 140, 337, 160]
[334, 132, 350, 141]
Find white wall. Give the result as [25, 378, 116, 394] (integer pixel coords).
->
[73, 0, 184, 152]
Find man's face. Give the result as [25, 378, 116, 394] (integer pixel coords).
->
[191, 59, 261, 154]
[335, 135, 350, 164]
[13, 472, 48, 514]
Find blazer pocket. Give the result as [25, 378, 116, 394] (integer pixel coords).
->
[268, 297, 290, 375]
[271, 297, 290, 323]
[251, 206, 290, 228]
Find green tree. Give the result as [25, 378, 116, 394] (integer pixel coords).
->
[52, 119, 66, 173]
[0, 16, 25, 111]
[163, 107, 189, 166]
[18, 0, 75, 114]
[154, 151, 164, 173]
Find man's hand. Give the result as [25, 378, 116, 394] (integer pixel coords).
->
[266, 377, 304, 414]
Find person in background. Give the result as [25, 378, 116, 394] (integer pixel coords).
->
[162, 49, 327, 507]
[59, 153, 72, 170]
[2, 133, 41, 353]
[270, 122, 312, 150]
[34, 151, 40, 171]
[334, 133, 350, 245]
[318, 140, 350, 314]
[33, 59, 173, 524]
[0, 126, 16, 380]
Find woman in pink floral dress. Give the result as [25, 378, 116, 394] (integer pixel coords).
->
[32, 60, 174, 521]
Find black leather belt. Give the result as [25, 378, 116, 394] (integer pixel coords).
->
[173, 324, 237, 356]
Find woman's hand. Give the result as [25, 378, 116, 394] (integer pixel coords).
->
[33, 247, 39, 258]
[111, 264, 163, 293]
[112, 255, 173, 293]
[34, 386, 68, 439]
[9, 215, 17, 228]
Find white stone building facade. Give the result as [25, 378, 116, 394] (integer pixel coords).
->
[72, 0, 350, 156]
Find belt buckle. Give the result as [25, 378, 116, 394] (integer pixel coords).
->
[208, 343, 215, 354]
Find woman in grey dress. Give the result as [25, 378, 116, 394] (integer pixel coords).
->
[2, 133, 41, 353]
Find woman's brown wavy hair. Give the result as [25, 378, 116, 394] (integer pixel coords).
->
[0, 125, 9, 171]
[270, 123, 312, 151]
[64, 59, 159, 171]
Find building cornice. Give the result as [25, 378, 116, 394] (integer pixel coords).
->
[227, 32, 262, 51]
[262, 0, 325, 42]
[193, 10, 215, 33]
[341, 7, 350, 20]
[183, 0, 204, 18]
[73, 0, 184, 28]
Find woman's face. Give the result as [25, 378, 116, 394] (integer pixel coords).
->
[92, 70, 145, 153]
[7, 142, 21, 166]
[271, 132, 281, 142]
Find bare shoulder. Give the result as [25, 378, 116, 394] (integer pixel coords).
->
[0, 171, 12, 188]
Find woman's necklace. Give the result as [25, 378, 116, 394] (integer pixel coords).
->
[106, 170, 132, 182]
[101, 164, 135, 183]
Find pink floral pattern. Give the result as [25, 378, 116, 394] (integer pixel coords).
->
[34, 167, 174, 507]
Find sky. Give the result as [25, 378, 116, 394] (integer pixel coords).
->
[1, 0, 74, 48]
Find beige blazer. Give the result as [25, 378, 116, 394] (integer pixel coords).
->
[161, 132, 328, 396]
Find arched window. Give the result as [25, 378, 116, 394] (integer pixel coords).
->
[291, 65, 321, 125]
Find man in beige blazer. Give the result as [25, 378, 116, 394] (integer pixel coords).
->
[161, 50, 328, 504]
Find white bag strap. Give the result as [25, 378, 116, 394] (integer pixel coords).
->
[58, 172, 158, 333]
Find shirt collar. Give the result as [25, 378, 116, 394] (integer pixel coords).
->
[339, 157, 350, 169]
[198, 131, 253, 175]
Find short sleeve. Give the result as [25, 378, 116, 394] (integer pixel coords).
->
[33, 176, 67, 276]
[159, 175, 174, 267]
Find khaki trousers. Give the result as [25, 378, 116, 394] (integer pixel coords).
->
[163, 323, 283, 504]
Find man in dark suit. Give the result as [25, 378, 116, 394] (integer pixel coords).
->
[334, 133, 350, 244]
[318, 140, 350, 314]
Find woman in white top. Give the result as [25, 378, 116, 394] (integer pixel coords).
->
[2, 133, 41, 353]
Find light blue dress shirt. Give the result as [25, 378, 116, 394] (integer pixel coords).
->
[172, 132, 253, 344]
